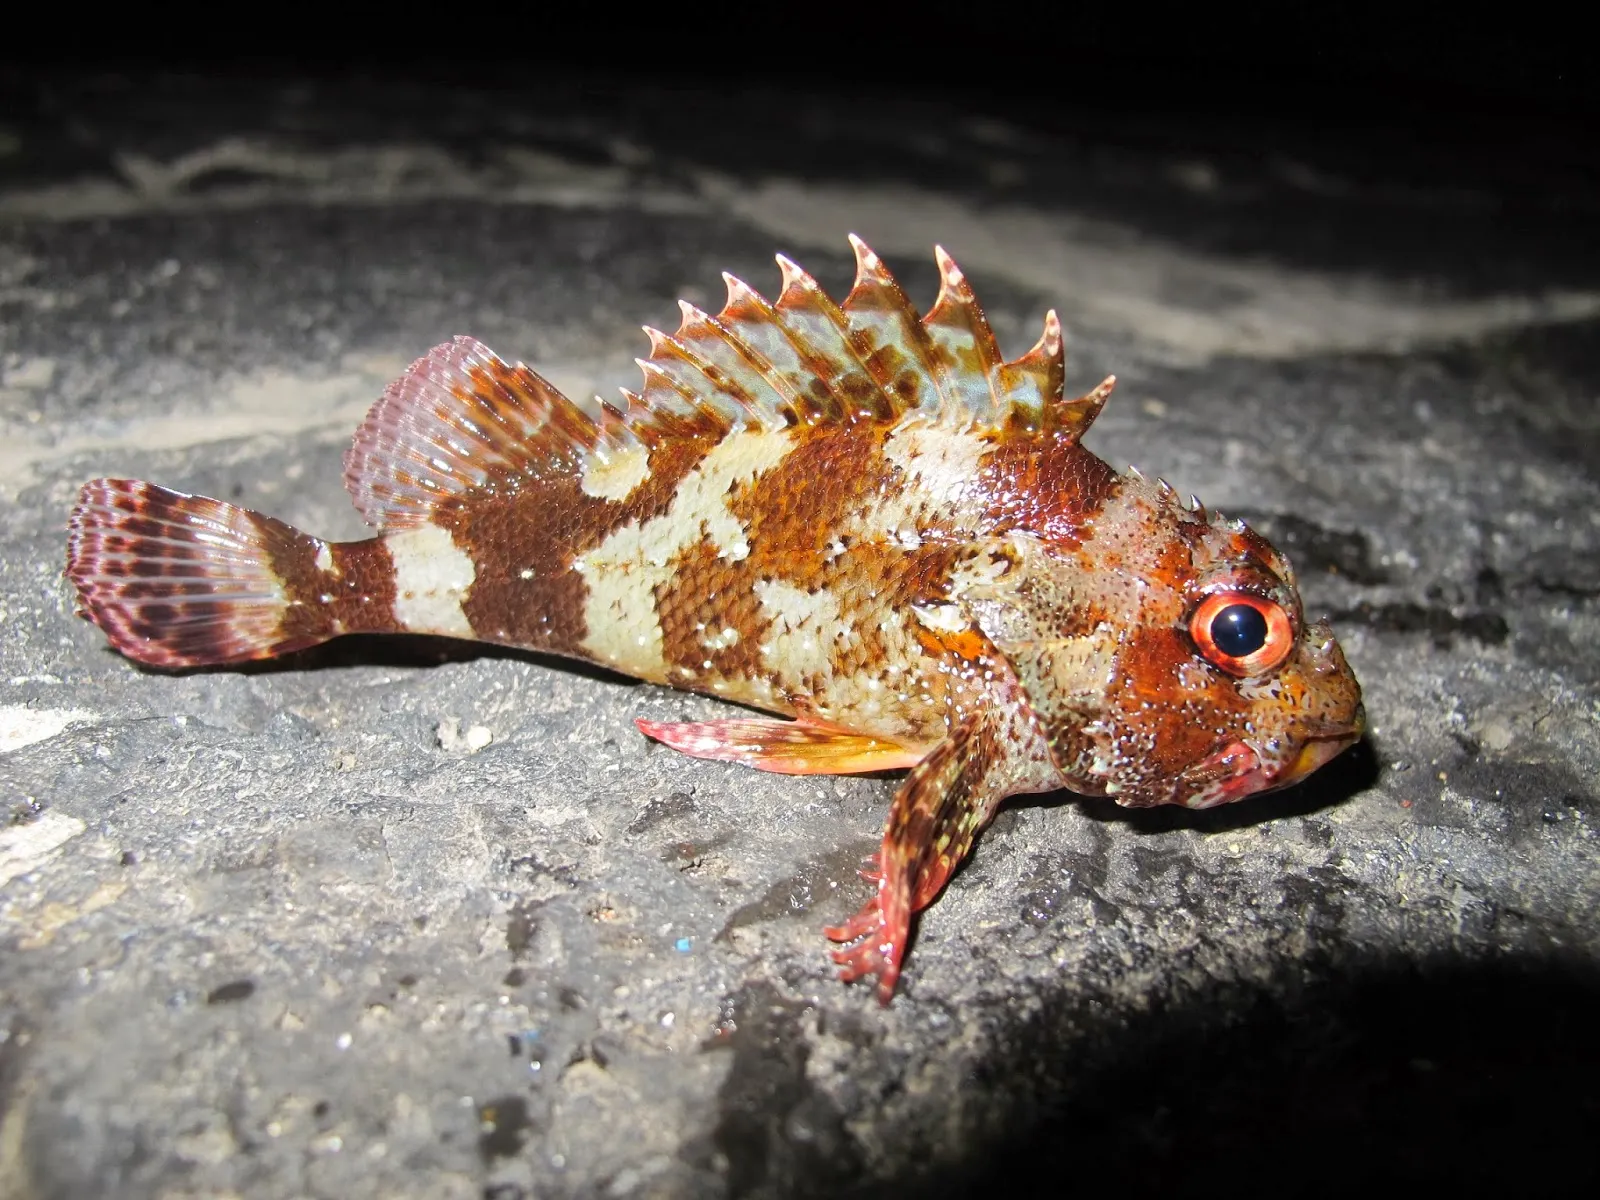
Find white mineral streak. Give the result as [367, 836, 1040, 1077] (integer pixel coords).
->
[0, 705, 96, 754]
[0, 810, 88, 887]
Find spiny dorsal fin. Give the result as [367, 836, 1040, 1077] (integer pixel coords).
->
[1054, 372, 1116, 439]
[838, 234, 947, 414]
[636, 236, 1110, 437]
[923, 245, 1004, 421]
[771, 252, 900, 422]
[344, 336, 607, 530]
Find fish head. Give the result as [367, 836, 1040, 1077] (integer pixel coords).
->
[965, 474, 1364, 809]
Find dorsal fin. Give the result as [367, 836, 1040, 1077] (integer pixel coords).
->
[344, 336, 615, 530]
[633, 236, 1111, 437]
[1052, 372, 1117, 439]
[347, 243, 1114, 529]
[838, 235, 947, 414]
[771, 253, 899, 422]
[923, 245, 1004, 421]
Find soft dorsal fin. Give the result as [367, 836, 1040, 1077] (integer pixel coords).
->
[344, 336, 617, 530]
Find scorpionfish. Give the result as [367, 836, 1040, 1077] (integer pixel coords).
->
[66, 237, 1364, 1002]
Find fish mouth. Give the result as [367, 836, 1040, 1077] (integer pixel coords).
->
[1178, 704, 1365, 809]
[1269, 702, 1366, 788]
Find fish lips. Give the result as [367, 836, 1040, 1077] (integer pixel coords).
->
[1175, 704, 1366, 809]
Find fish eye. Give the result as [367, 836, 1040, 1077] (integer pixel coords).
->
[1189, 593, 1294, 676]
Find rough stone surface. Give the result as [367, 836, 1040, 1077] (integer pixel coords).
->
[1, 72, 1597, 1198]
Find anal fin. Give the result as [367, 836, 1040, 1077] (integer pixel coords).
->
[635, 716, 924, 776]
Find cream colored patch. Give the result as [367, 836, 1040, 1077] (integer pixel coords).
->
[314, 542, 335, 574]
[387, 524, 477, 638]
[1070, 476, 1182, 621]
[850, 413, 988, 548]
[0, 810, 87, 887]
[754, 579, 845, 678]
[1041, 631, 1117, 705]
[947, 537, 1020, 600]
[883, 412, 985, 507]
[575, 429, 791, 677]
[580, 444, 652, 502]
[0, 705, 96, 754]
[751, 581, 933, 737]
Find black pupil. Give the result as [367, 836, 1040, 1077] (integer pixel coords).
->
[1211, 603, 1268, 657]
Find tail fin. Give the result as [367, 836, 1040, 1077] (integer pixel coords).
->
[66, 479, 328, 668]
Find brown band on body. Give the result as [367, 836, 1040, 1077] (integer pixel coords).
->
[263, 527, 401, 649]
[434, 430, 722, 657]
[976, 433, 1121, 548]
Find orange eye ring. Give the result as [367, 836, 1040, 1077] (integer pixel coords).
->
[1189, 592, 1294, 677]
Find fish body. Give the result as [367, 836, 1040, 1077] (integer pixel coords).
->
[66, 238, 1364, 1001]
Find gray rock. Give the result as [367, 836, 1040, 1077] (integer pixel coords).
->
[1, 71, 1597, 1199]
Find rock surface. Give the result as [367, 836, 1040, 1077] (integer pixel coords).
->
[1, 70, 1597, 1198]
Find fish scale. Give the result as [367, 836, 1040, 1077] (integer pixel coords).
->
[64, 236, 1364, 1003]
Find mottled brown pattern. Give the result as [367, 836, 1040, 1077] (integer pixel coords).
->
[1109, 624, 1250, 789]
[66, 240, 1368, 1006]
[655, 536, 769, 680]
[771, 265, 896, 420]
[976, 433, 1121, 546]
[729, 425, 885, 557]
[435, 435, 719, 655]
[718, 423, 969, 702]
[442, 476, 594, 651]
[268, 532, 400, 648]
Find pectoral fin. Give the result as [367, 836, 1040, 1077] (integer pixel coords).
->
[635, 716, 924, 775]
[824, 715, 1010, 1003]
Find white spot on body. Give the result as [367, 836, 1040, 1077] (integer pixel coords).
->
[911, 601, 969, 635]
[314, 542, 335, 574]
[579, 444, 651, 502]
[387, 524, 477, 638]
[702, 625, 739, 650]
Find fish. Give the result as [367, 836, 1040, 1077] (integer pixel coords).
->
[64, 236, 1365, 1002]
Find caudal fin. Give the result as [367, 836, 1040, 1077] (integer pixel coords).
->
[66, 479, 331, 668]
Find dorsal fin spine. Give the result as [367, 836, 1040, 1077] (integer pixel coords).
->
[720, 271, 848, 425]
[633, 356, 735, 440]
[773, 254, 895, 422]
[923, 244, 1005, 421]
[839, 235, 951, 415]
[679, 295, 805, 430]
